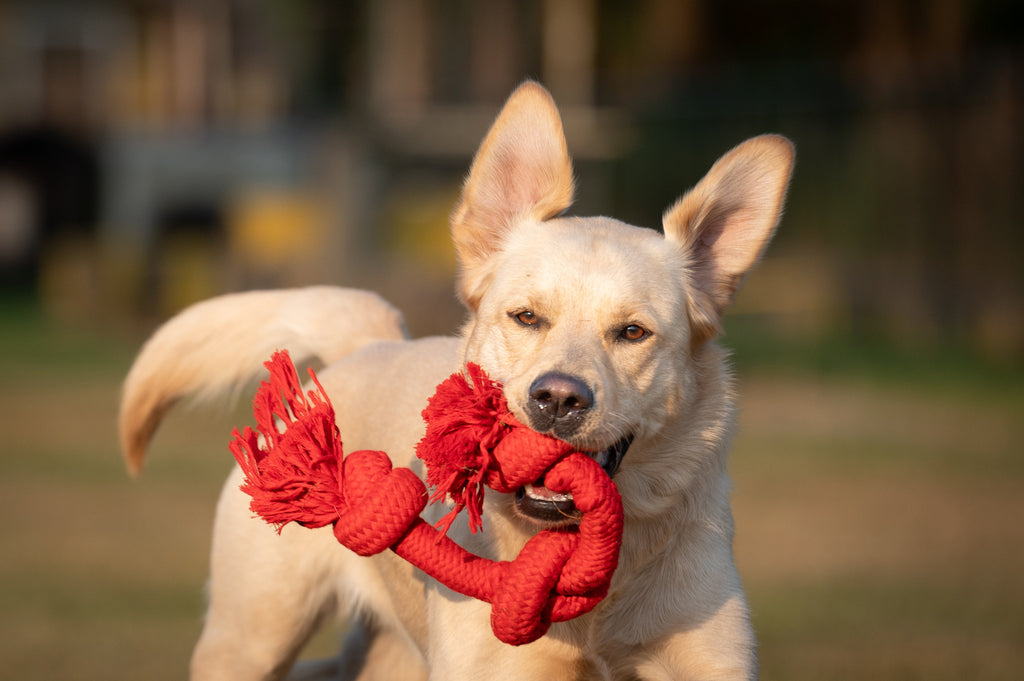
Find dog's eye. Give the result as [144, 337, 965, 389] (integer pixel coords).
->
[620, 324, 648, 341]
[514, 310, 539, 326]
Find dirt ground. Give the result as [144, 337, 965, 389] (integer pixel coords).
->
[1, 312, 1021, 680]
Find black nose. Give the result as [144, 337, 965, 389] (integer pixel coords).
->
[527, 372, 594, 434]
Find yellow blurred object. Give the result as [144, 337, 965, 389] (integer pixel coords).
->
[228, 189, 327, 272]
[159, 234, 222, 315]
[383, 183, 459, 272]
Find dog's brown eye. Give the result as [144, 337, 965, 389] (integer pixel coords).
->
[515, 310, 538, 326]
[621, 324, 647, 341]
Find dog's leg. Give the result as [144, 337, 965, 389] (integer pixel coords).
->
[284, 621, 375, 681]
[348, 621, 428, 681]
[286, 618, 428, 681]
[190, 469, 349, 681]
[627, 594, 757, 681]
[423, 594, 590, 681]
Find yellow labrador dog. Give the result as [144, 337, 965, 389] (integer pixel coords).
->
[121, 81, 793, 681]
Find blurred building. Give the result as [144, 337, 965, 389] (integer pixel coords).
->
[0, 0, 627, 330]
[0, 0, 1020, 355]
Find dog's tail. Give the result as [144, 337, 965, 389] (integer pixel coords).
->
[119, 286, 407, 476]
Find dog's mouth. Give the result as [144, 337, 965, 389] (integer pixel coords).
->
[513, 434, 633, 526]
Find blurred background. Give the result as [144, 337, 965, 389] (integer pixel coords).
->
[1, 0, 1020, 679]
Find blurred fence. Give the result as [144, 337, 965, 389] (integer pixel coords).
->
[0, 0, 1019, 357]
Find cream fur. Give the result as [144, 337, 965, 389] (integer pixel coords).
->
[120, 81, 793, 680]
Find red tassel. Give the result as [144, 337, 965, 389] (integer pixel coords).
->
[229, 351, 345, 530]
[415, 363, 509, 534]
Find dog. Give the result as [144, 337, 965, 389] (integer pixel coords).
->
[120, 81, 793, 680]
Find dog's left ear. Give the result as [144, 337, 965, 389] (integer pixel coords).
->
[663, 134, 795, 343]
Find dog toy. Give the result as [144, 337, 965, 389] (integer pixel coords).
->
[229, 351, 623, 645]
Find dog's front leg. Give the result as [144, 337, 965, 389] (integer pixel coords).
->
[287, 618, 428, 681]
[423, 591, 597, 681]
[191, 469, 354, 681]
[624, 593, 757, 681]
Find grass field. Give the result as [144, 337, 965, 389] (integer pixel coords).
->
[1, 300, 1021, 680]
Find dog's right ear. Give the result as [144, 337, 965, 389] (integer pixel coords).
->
[452, 81, 575, 308]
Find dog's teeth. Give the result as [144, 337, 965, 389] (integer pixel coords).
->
[525, 484, 573, 503]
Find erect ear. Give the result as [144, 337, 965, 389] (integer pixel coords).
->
[663, 134, 795, 344]
[451, 81, 575, 308]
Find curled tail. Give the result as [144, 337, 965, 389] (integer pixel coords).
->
[119, 286, 406, 475]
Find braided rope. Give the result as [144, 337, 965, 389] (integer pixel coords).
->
[230, 351, 623, 646]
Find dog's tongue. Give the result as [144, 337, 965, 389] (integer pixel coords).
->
[524, 481, 573, 503]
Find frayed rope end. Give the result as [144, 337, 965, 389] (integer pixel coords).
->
[229, 350, 346, 531]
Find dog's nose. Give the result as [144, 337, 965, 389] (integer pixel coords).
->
[527, 372, 593, 434]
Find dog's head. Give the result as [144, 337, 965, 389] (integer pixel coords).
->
[452, 82, 793, 526]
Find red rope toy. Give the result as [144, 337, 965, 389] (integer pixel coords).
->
[230, 351, 623, 645]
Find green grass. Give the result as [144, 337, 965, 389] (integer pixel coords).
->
[724, 314, 1024, 406]
[1, 299, 1021, 680]
[753, 579, 1023, 680]
[0, 295, 134, 376]
[725, 318, 1024, 680]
